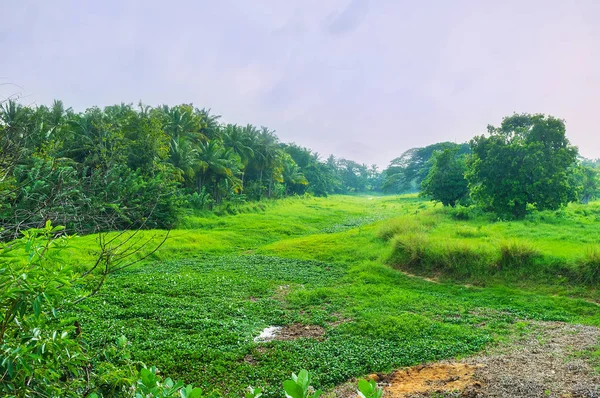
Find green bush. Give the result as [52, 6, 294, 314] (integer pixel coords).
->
[436, 242, 491, 278]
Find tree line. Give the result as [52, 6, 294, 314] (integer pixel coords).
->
[0, 100, 382, 239]
[382, 113, 599, 218]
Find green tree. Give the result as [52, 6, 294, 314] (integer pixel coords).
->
[468, 113, 578, 218]
[569, 164, 599, 204]
[420, 148, 469, 207]
[382, 142, 470, 193]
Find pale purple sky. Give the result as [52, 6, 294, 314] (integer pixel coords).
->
[2, 0, 599, 166]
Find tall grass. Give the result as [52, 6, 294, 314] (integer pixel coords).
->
[387, 234, 492, 280]
[377, 217, 426, 241]
[383, 209, 600, 288]
[579, 246, 600, 285]
[497, 240, 541, 271]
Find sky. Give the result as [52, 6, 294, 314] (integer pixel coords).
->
[1, 0, 599, 167]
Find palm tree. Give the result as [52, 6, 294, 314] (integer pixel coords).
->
[222, 124, 254, 188]
[282, 155, 308, 195]
[195, 141, 241, 201]
[195, 108, 222, 140]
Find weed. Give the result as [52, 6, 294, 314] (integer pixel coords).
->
[357, 379, 383, 398]
[283, 370, 322, 398]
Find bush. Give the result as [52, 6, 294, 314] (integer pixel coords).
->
[436, 242, 491, 278]
[446, 205, 483, 221]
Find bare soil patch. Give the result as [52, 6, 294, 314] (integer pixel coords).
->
[253, 323, 326, 343]
[276, 323, 326, 341]
[385, 363, 481, 397]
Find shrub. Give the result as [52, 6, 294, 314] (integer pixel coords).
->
[447, 205, 476, 220]
[387, 232, 493, 280]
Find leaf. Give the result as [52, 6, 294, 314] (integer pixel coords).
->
[283, 380, 304, 398]
[188, 387, 204, 398]
[32, 296, 41, 318]
[296, 369, 310, 392]
[357, 379, 372, 395]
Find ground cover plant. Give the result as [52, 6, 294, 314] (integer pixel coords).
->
[58, 195, 600, 397]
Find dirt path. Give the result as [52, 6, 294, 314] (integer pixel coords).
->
[331, 321, 600, 397]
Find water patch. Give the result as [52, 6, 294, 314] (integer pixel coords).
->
[253, 326, 281, 342]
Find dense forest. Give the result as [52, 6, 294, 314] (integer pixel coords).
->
[0, 100, 382, 240]
[2, 101, 599, 243]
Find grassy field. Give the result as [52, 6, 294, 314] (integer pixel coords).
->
[68, 195, 600, 397]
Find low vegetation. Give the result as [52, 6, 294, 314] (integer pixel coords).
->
[3, 195, 589, 397]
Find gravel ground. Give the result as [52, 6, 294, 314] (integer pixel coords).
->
[328, 321, 600, 397]
[458, 321, 600, 398]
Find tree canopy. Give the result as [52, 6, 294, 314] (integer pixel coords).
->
[467, 113, 578, 218]
[382, 142, 470, 193]
[420, 147, 469, 207]
[0, 100, 382, 239]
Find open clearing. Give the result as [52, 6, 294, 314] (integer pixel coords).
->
[68, 195, 600, 397]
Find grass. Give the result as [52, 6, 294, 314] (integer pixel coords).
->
[65, 195, 600, 397]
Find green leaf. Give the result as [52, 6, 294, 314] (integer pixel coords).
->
[357, 379, 372, 395]
[296, 369, 310, 392]
[283, 380, 304, 398]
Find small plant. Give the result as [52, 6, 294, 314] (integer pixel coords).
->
[245, 386, 263, 398]
[283, 370, 322, 398]
[134, 366, 205, 398]
[357, 379, 383, 398]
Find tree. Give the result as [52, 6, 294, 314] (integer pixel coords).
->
[420, 148, 469, 207]
[468, 113, 578, 218]
[569, 164, 599, 204]
[382, 142, 470, 193]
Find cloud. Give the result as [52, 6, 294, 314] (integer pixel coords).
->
[2, 0, 600, 166]
[325, 0, 370, 36]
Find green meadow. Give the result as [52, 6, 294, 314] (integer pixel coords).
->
[68, 195, 600, 397]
